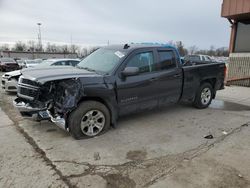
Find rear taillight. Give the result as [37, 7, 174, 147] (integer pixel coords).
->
[224, 64, 228, 85]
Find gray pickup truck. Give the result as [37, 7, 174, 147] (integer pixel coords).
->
[14, 44, 227, 139]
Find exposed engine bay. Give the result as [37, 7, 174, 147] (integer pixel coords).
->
[14, 77, 83, 130]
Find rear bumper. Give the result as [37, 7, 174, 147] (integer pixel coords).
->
[13, 98, 66, 130]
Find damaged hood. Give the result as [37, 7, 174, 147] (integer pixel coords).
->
[21, 66, 103, 84]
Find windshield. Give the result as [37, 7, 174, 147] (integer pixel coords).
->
[77, 48, 125, 74]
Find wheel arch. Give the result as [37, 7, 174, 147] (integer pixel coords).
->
[65, 96, 117, 130]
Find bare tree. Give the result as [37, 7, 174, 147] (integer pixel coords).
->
[13, 41, 27, 51]
[27, 40, 36, 52]
[70, 44, 79, 53]
[0, 44, 10, 51]
[176, 41, 188, 57]
[188, 45, 198, 55]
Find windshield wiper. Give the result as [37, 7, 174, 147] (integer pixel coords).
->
[77, 66, 96, 72]
[76, 66, 104, 75]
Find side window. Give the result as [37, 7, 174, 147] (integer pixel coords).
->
[153, 51, 176, 71]
[202, 56, 206, 61]
[53, 61, 64, 66]
[126, 52, 153, 74]
[205, 56, 211, 61]
[70, 61, 79, 67]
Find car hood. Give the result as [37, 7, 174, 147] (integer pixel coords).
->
[3, 70, 21, 77]
[20, 66, 103, 84]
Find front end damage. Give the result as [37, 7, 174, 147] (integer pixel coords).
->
[14, 76, 82, 131]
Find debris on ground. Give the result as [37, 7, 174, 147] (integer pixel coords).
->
[204, 134, 214, 139]
[94, 152, 101, 161]
[222, 131, 228, 135]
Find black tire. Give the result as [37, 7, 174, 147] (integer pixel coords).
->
[193, 82, 213, 109]
[68, 100, 111, 139]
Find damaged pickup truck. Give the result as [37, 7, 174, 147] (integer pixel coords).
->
[14, 44, 227, 139]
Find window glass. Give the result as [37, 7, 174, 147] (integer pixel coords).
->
[204, 56, 211, 61]
[235, 22, 250, 52]
[78, 48, 125, 73]
[153, 51, 176, 71]
[53, 61, 64, 66]
[126, 52, 153, 74]
[70, 61, 79, 66]
[185, 55, 200, 62]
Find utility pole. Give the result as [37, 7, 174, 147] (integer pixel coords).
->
[37, 23, 42, 51]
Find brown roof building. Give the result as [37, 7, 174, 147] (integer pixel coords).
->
[221, 0, 250, 87]
[222, 0, 250, 53]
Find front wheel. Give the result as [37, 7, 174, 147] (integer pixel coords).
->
[193, 83, 213, 109]
[68, 101, 111, 139]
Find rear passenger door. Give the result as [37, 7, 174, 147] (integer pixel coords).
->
[153, 49, 183, 107]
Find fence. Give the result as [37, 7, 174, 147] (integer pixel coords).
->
[227, 53, 250, 87]
[0, 51, 78, 60]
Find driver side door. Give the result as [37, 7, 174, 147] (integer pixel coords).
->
[116, 49, 159, 116]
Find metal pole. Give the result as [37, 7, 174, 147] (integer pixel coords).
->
[37, 23, 42, 51]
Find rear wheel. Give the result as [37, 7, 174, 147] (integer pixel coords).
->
[68, 101, 111, 139]
[193, 83, 213, 109]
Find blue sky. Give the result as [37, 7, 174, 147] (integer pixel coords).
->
[0, 0, 230, 49]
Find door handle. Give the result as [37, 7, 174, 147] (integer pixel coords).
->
[150, 77, 158, 82]
[173, 74, 181, 78]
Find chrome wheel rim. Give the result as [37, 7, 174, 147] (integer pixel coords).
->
[201, 87, 212, 105]
[80, 110, 105, 136]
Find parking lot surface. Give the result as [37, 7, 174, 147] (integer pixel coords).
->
[0, 72, 250, 188]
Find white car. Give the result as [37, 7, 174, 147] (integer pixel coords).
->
[1, 70, 21, 92]
[1, 59, 80, 92]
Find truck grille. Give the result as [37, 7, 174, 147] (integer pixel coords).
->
[21, 78, 40, 87]
[19, 87, 38, 98]
[17, 76, 40, 100]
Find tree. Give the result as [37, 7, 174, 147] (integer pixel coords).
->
[176, 41, 188, 57]
[13, 41, 27, 51]
[27, 40, 36, 52]
[188, 45, 198, 55]
[0, 44, 10, 51]
[70, 44, 79, 53]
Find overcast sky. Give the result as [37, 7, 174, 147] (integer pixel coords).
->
[0, 0, 230, 49]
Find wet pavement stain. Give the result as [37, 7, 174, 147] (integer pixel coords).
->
[209, 100, 250, 111]
[104, 174, 136, 188]
[126, 150, 147, 161]
[46, 128, 57, 132]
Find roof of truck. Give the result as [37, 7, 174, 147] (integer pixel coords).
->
[104, 43, 178, 52]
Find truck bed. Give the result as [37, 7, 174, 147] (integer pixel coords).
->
[181, 62, 225, 101]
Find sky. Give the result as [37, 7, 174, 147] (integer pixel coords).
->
[0, 0, 230, 49]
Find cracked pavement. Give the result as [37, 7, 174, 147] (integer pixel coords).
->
[0, 72, 250, 188]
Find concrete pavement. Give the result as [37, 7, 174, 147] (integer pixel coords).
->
[0, 82, 249, 187]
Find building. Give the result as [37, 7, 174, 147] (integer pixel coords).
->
[221, 0, 250, 86]
[0, 50, 78, 60]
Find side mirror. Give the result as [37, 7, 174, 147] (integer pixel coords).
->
[121, 67, 139, 77]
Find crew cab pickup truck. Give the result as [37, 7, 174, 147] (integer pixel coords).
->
[13, 44, 226, 139]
